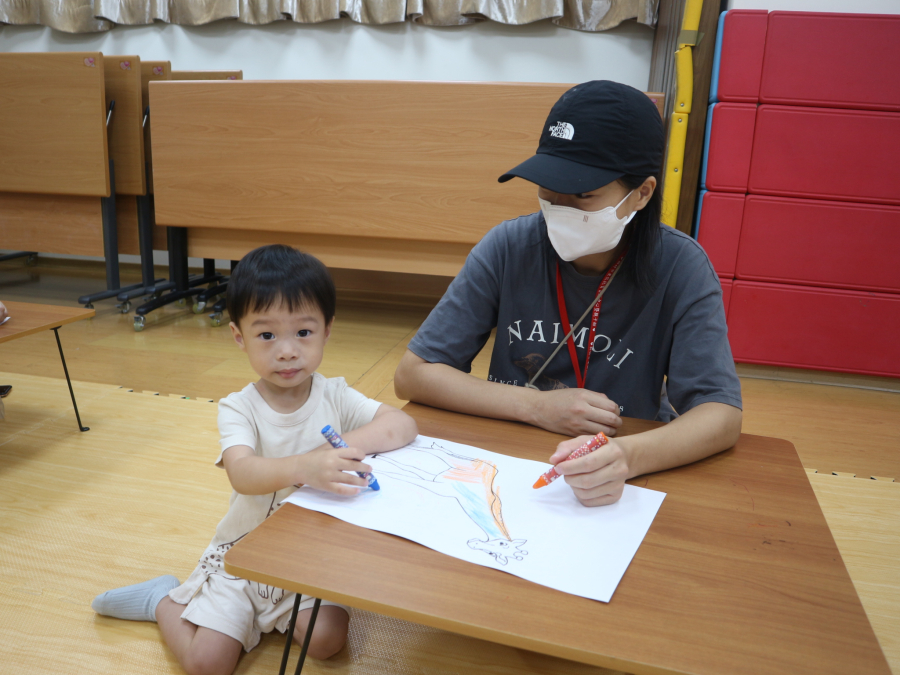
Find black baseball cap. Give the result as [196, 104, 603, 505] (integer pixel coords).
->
[498, 80, 665, 194]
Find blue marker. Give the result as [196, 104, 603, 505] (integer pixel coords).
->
[321, 425, 380, 491]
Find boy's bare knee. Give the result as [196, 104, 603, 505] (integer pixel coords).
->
[181, 651, 236, 675]
[307, 630, 347, 660]
[180, 630, 242, 675]
[293, 606, 349, 660]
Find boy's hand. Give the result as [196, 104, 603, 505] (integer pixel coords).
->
[296, 443, 371, 497]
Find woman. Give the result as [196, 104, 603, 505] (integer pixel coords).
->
[394, 81, 743, 507]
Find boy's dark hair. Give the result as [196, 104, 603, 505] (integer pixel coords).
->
[618, 173, 662, 296]
[226, 245, 336, 327]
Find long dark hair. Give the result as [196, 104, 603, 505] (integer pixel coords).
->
[618, 173, 662, 295]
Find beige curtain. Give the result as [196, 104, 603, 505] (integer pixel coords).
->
[0, 0, 655, 32]
[92, 0, 406, 26]
[409, 0, 657, 31]
[0, 0, 111, 32]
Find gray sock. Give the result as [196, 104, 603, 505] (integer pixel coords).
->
[91, 575, 180, 622]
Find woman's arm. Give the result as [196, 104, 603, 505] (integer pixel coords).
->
[547, 246, 744, 505]
[551, 401, 742, 506]
[620, 401, 741, 477]
[223, 404, 418, 497]
[394, 350, 622, 437]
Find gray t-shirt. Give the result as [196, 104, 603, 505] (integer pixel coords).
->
[408, 212, 742, 422]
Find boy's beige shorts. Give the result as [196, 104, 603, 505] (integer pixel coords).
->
[173, 573, 348, 652]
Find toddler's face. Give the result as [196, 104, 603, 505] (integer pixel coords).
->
[230, 301, 331, 392]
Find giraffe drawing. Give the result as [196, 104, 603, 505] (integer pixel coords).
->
[371, 440, 527, 565]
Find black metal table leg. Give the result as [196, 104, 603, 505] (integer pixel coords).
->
[294, 598, 321, 675]
[52, 327, 89, 432]
[277, 595, 321, 675]
[113, 161, 168, 304]
[279, 594, 302, 675]
[0, 251, 36, 263]
[78, 158, 126, 308]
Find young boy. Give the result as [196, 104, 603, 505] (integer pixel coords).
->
[92, 245, 418, 675]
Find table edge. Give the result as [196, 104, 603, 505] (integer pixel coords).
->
[0, 306, 95, 344]
[223, 556, 680, 675]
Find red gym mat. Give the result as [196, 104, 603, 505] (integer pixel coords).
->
[721, 279, 732, 318]
[704, 103, 757, 193]
[728, 281, 900, 377]
[716, 10, 768, 104]
[736, 196, 900, 293]
[760, 12, 900, 112]
[698, 191, 744, 277]
[748, 105, 900, 205]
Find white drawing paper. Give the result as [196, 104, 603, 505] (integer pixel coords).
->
[283, 435, 665, 602]
[0, 316, 9, 326]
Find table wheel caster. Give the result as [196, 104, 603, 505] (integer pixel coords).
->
[25, 254, 37, 266]
[134, 315, 146, 332]
[193, 300, 207, 314]
[149, 292, 161, 301]
[117, 300, 131, 313]
[83, 303, 94, 309]
[209, 312, 223, 327]
[176, 298, 187, 308]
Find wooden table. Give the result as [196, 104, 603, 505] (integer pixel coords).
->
[0, 301, 95, 431]
[225, 403, 891, 675]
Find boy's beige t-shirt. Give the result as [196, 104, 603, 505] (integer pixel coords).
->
[170, 372, 381, 602]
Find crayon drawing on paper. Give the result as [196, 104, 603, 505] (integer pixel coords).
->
[373, 439, 527, 565]
[283, 435, 666, 603]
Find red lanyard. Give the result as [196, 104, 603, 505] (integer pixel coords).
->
[555, 251, 626, 388]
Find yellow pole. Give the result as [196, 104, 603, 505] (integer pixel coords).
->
[661, 108, 689, 227]
[662, 0, 704, 227]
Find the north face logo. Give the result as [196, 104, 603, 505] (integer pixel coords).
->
[548, 121, 574, 140]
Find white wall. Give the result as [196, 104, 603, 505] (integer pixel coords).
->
[0, 18, 654, 269]
[0, 18, 654, 87]
[728, 0, 900, 12]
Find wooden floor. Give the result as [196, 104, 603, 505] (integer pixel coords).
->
[808, 471, 900, 672]
[0, 257, 898, 674]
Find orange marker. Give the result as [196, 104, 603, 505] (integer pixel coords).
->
[532, 432, 609, 489]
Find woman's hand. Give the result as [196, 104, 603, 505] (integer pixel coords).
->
[528, 389, 623, 437]
[549, 435, 631, 506]
[295, 443, 371, 497]
[0, 301, 8, 323]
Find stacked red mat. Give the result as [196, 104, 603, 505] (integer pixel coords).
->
[697, 10, 900, 377]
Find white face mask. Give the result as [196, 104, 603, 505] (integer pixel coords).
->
[539, 191, 635, 261]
